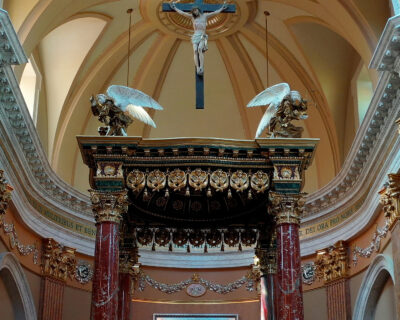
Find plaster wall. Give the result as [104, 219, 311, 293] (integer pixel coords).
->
[350, 271, 365, 315]
[303, 287, 328, 320]
[0, 269, 15, 319]
[374, 277, 396, 320]
[63, 285, 91, 320]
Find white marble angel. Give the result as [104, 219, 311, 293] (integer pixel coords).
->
[247, 83, 308, 138]
[90, 85, 163, 136]
[170, 0, 228, 75]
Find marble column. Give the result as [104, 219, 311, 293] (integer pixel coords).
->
[118, 272, 131, 320]
[39, 238, 76, 320]
[90, 190, 128, 320]
[270, 192, 304, 320]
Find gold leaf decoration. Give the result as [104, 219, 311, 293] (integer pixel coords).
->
[210, 169, 229, 192]
[168, 169, 187, 191]
[147, 170, 166, 192]
[250, 171, 269, 193]
[230, 170, 249, 192]
[189, 169, 208, 191]
[126, 170, 145, 192]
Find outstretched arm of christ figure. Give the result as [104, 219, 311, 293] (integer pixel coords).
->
[205, 0, 228, 18]
[170, 1, 192, 18]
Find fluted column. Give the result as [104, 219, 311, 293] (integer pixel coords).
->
[315, 241, 350, 320]
[270, 192, 304, 320]
[90, 190, 128, 320]
[39, 238, 76, 320]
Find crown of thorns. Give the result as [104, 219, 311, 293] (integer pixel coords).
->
[191, 6, 203, 13]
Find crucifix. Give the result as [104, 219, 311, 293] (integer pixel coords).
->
[162, 0, 236, 109]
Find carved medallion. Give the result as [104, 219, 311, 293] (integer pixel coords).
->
[75, 260, 93, 284]
[224, 230, 239, 247]
[230, 170, 249, 192]
[250, 171, 269, 193]
[186, 283, 207, 297]
[210, 169, 229, 192]
[147, 170, 167, 191]
[206, 230, 222, 247]
[189, 231, 205, 247]
[155, 228, 170, 246]
[173, 229, 189, 247]
[241, 229, 257, 247]
[189, 169, 208, 191]
[137, 228, 153, 246]
[301, 262, 316, 285]
[126, 170, 145, 192]
[168, 168, 187, 191]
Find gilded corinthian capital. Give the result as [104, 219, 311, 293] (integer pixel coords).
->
[315, 240, 348, 283]
[380, 173, 400, 230]
[268, 192, 305, 225]
[0, 170, 12, 215]
[42, 238, 76, 282]
[89, 189, 128, 224]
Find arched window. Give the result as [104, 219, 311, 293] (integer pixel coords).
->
[19, 56, 42, 125]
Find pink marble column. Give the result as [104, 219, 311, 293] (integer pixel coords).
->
[276, 223, 303, 320]
[270, 192, 304, 320]
[90, 190, 128, 320]
[118, 272, 131, 320]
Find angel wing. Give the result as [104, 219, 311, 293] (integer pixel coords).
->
[106, 85, 164, 110]
[125, 104, 156, 128]
[247, 83, 290, 108]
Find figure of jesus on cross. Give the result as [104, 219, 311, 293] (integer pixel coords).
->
[170, 0, 228, 76]
[163, 0, 236, 109]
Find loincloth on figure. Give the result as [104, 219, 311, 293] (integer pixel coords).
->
[191, 32, 208, 52]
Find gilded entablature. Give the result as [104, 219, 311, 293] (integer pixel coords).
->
[42, 238, 76, 282]
[315, 241, 348, 283]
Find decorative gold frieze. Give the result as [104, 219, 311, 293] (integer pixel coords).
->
[90, 190, 128, 224]
[126, 170, 146, 192]
[168, 168, 187, 191]
[269, 192, 305, 225]
[210, 169, 229, 192]
[42, 238, 76, 282]
[0, 170, 12, 215]
[315, 241, 348, 283]
[380, 173, 400, 230]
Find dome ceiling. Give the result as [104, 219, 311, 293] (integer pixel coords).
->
[5, 0, 390, 194]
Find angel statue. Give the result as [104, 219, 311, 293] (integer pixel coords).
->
[90, 85, 163, 136]
[247, 83, 308, 138]
[170, 0, 228, 75]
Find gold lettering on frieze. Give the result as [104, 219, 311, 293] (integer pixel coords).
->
[42, 238, 76, 282]
[315, 241, 348, 283]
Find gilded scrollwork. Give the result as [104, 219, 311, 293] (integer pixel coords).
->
[0, 170, 12, 215]
[147, 170, 166, 192]
[90, 190, 128, 224]
[250, 171, 269, 193]
[42, 238, 76, 282]
[210, 169, 229, 192]
[168, 169, 187, 191]
[379, 173, 400, 230]
[189, 168, 208, 191]
[315, 241, 348, 283]
[126, 170, 146, 192]
[230, 170, 249, 192]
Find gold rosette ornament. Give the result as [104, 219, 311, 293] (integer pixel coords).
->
[210, 169, 229, 192]
[147, 170, 166, 191]
[250, 171, 269, 193]
[189, 169, 208, 191]
[230, 170, 249, 192]
[126, 170, 145, 192]
[168, 169, 187, 191]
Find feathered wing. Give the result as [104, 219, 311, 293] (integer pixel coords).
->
[255, 103, 278, 138]
[247, 83, 290, 108]
[106, 85, 164, 110]
[125, 104, 156, 128]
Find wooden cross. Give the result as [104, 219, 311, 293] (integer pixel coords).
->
[162, 0, 236, 109]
